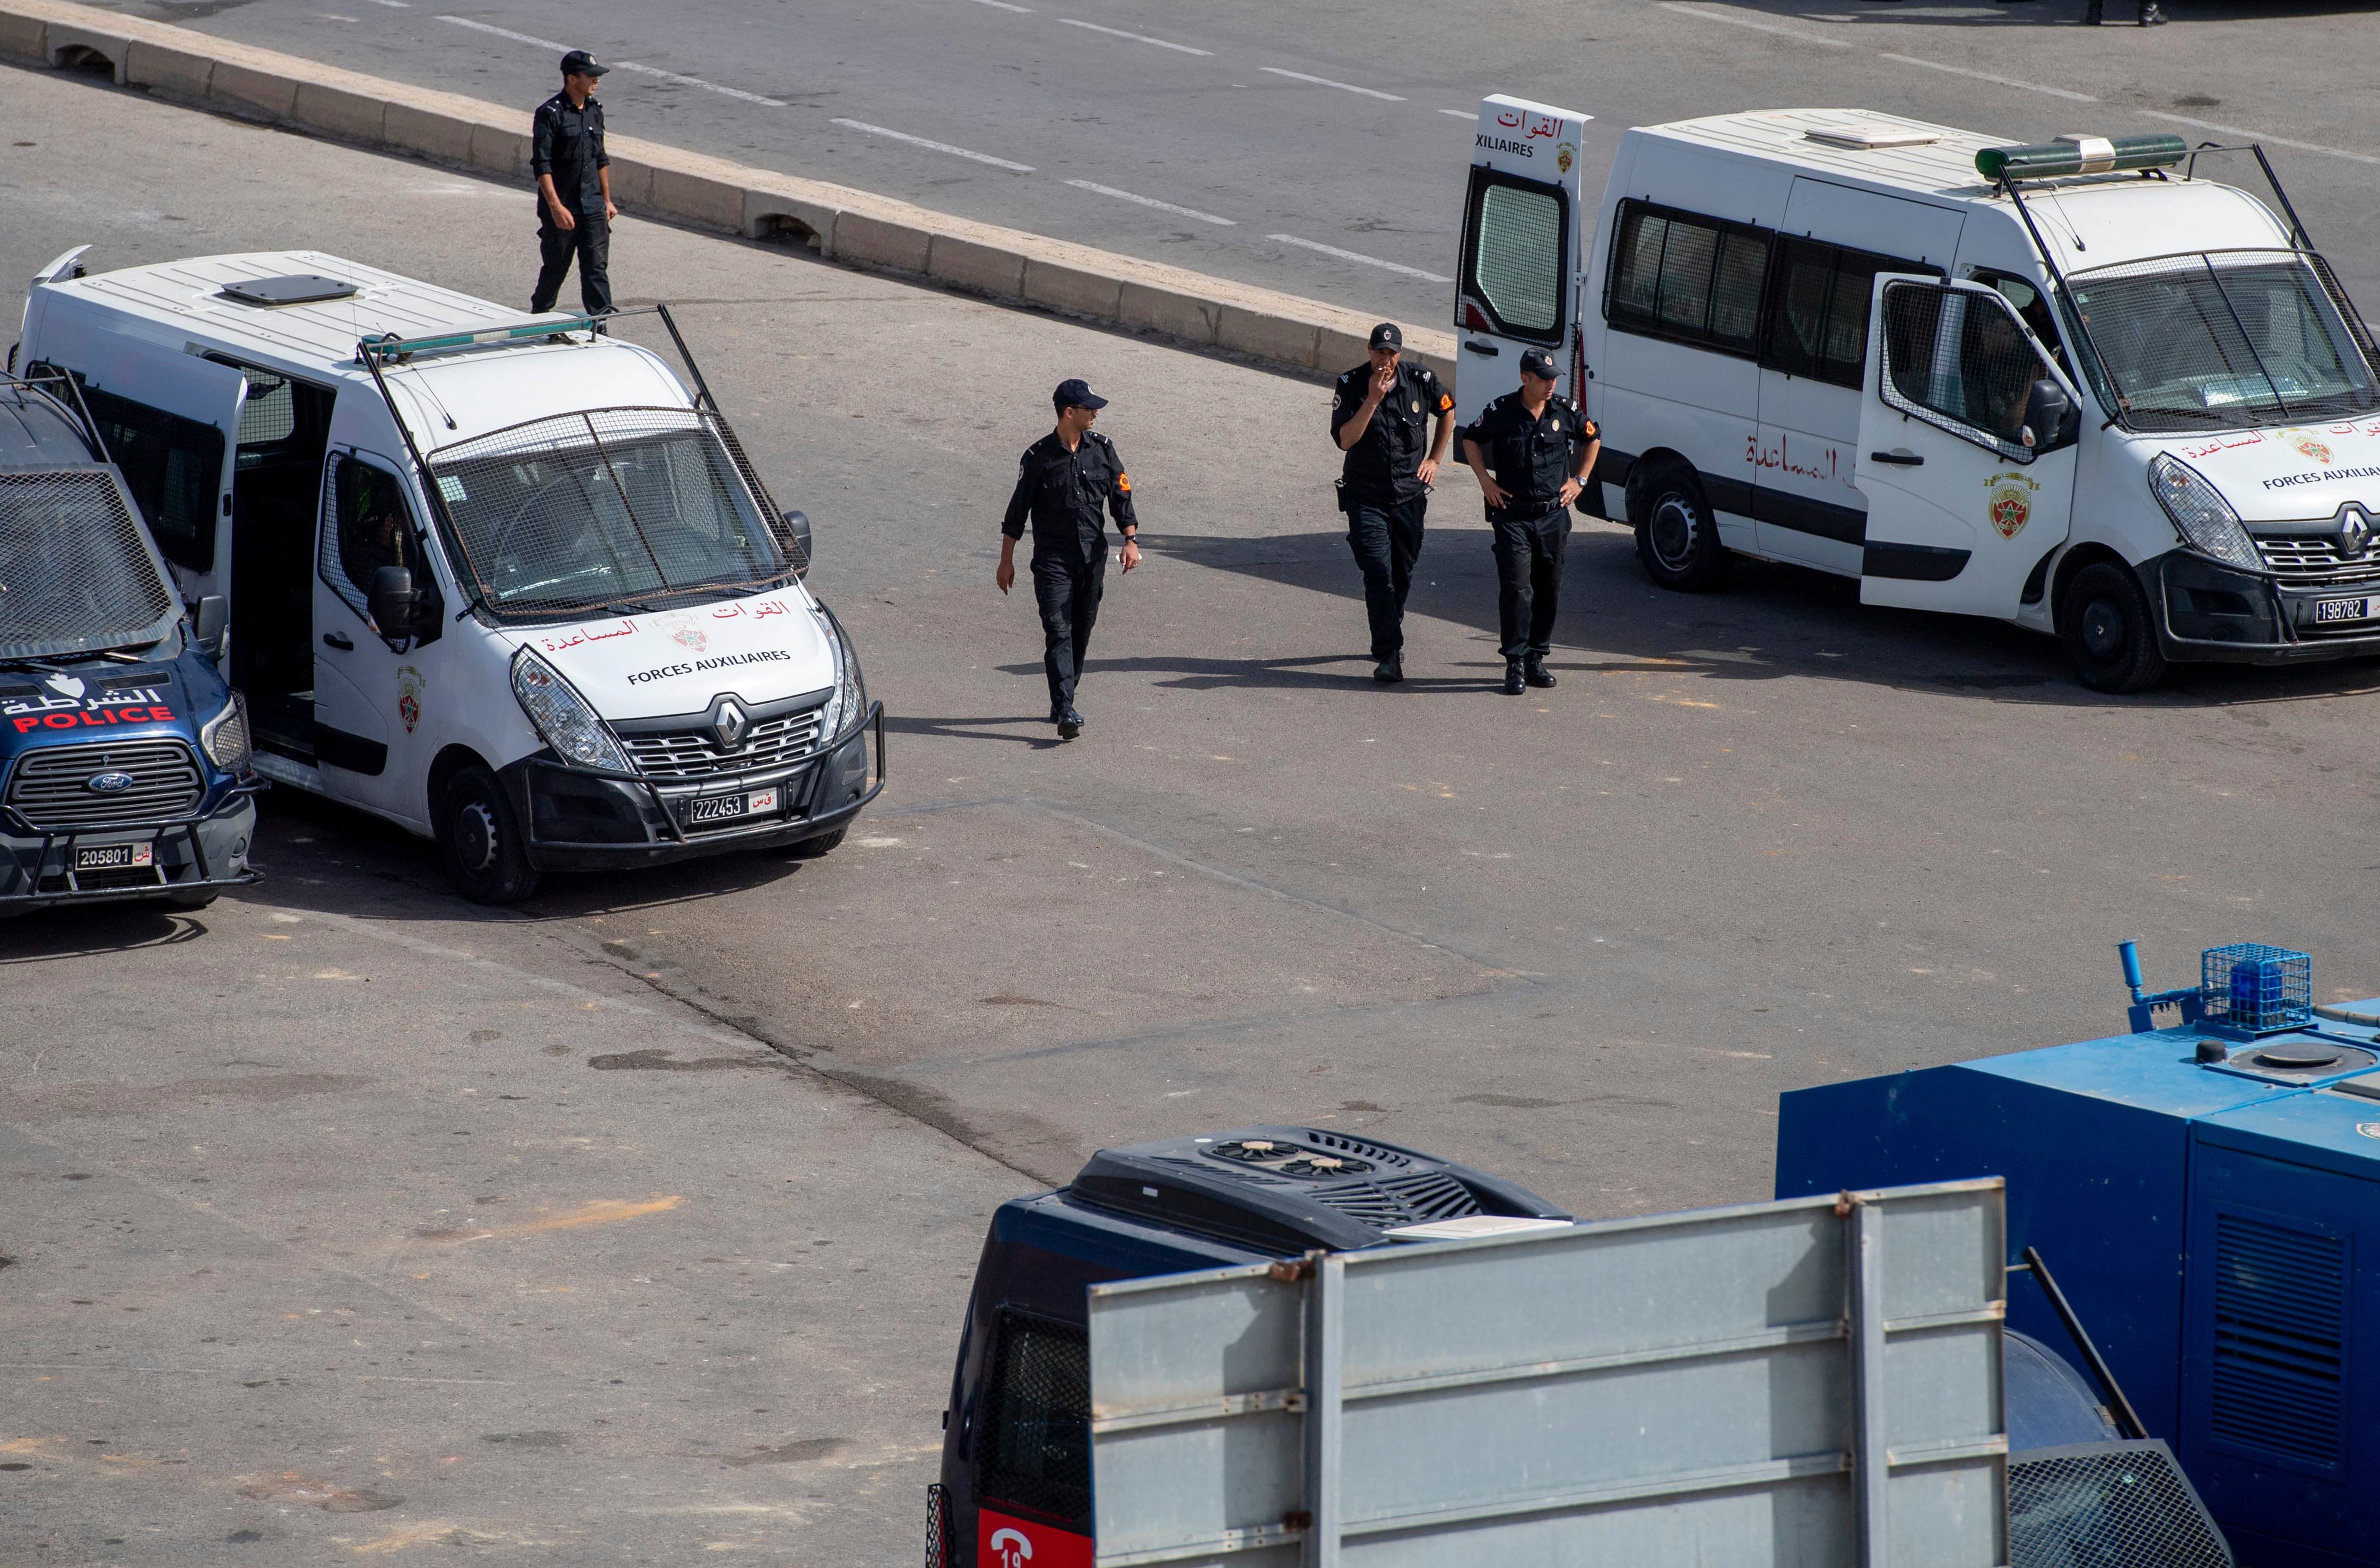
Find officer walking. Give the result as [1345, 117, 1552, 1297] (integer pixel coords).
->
[1331, 323, 1455, 684]
[1462, 348, 1599, 696]
[998, 379, 1142, 740]
[530, 50, 617, 317]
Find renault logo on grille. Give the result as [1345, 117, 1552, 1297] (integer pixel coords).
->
[713, 699, 750, 751]
[85, 771, 137, 794]
[2340, 505, 2375, 559]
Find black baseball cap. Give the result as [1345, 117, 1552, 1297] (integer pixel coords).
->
[560, 49, 609, 77]
[1054, 378, 1108, 411]
[1368, 322, 1403, 351]
[1518, 348, 1560, 380]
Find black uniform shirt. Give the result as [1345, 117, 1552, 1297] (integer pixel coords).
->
[1331, 361, 1453, 504]
[531, 91, 610, 215]
[1002, 429, 1140, 563]
[1465, 391, 1595, 519]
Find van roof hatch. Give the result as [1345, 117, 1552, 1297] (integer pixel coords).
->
[219, 274, 359, 308]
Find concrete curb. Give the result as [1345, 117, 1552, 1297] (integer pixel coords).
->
[0, 0, 1456, 383]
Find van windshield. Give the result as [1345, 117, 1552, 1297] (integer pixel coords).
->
[2068, 250, 2380, 432]
[0, 467, 184, 663]
[424, 408, 789, 621]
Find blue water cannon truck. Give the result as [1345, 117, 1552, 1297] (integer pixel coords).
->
[1780, 939, 2380, 1568]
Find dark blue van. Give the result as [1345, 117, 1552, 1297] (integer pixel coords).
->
[0, 370, 259, 911]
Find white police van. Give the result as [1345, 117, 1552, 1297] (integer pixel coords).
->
[1455, 102, 2380, 690]
[16, 249, 881, 901]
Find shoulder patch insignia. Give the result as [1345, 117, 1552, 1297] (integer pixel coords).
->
[1117, 473, 1131, 492]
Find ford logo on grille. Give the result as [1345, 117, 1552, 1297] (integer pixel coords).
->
[85, 771, 138, 795]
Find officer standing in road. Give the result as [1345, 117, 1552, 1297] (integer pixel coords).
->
[998, 379, 1142, 741]
[1331, 323, 1455, 684]
[1462, 349, 1598, 696]
[530, 50, 618, 317]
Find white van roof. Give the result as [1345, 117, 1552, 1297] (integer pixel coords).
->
[1637, 110, 2008, 202]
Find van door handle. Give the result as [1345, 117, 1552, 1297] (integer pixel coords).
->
[1463, 340, 1500, 356]
[322, 631, 354, 650]
[1870, 449, 1924, 466]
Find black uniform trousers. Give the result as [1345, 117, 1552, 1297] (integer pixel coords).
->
[533, 209, 613, 316]
[1033, 549, 1106, 711]
[1491, 506, 1570, 661]
[1344, 495, 1427, 661]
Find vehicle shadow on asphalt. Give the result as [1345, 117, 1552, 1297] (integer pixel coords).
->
[0, 905, 210, 963]
[1160, 527, 2380, 708]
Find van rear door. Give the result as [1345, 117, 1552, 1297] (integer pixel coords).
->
[1454, 94, 1590, 431]
[1855, 276, 2079, 619]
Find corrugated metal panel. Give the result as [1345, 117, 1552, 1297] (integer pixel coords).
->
[1089, 1180, 2007, 1568]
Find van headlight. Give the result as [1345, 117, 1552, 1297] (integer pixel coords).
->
[511, 648, 633, 773]
[2150, 455, 2261, 573]
[814, 606, 867, 741]
[199, 692, 253, 775]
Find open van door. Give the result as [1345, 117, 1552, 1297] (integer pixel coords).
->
[1454, 94, 1591, 431]
[1856, 276, 2079, 619]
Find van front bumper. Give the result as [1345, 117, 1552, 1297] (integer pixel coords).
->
[504, 704, 885, 874]
[0, 788, 262, 913]
[2152, 550, 2380, 666]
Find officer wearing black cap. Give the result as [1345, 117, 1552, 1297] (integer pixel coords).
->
[1462, 348, 1598, 696]
[999, 379, 1142, 740]
[530, 50, 616, 316]
[1331, 321, 1454, 684]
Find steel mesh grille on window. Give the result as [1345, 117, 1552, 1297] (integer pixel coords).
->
[424, 408, 790, 620]
[320, 457, 418, 623]
[924, 1482, 951, 1568]
[2008, 1443, 2232, 1568]
[0, 469, 180, 661]
[978, 1311, 1090, 1528]
[1474, 184, 1562, 336]
[2067, 249, 2380, 432]
[1881, 283, 2046, 459]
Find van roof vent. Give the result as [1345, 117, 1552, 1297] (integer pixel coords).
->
[219, 274, 359, 308]
[1067, 1125, 1571, 1255]
[1804, 124, 1941, 152]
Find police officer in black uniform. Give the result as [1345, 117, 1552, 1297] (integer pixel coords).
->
[999, 379, 1142, 741]
[529, 50, 617, 316]
[1331, 322, 1454, 684]
[1462, 348, 1599, 696]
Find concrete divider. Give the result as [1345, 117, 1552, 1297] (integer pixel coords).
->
[0, 0, 1456, 384]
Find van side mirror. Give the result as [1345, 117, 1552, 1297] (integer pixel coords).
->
[783, 507, 812, 576]
[2022, 379, 2079, 455]
[369, 566, 419, 639]
[193, 594, 227, 659]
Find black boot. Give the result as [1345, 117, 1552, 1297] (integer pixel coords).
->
[1500, 660, 1526, 696]
[1523, 657, 1557, 689]
[2139, 0, 2166, 21]
[1057, 705, 1083, 740]
[1373, 656, 1403, 685]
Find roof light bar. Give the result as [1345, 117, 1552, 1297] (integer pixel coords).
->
[1976, 133, 2188, 182]
[356, 315, 604, 363]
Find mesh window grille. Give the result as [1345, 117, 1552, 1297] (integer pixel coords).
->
[924, 1483, 950, 1568]
[320, 457, 419, 623]
[1607, 204, 1767, 354]
[2067, 250, 2380, 433]
[2008, 1441, 2233, 1568]
[2210, 1212, 2345, 1466]
[424, 407, 791, 620]
[1880, 283, 2049, 458]
[978, 1310, 1091, 1529]
[1472, 183, 1563, 336]
[0, 468, 181, 661]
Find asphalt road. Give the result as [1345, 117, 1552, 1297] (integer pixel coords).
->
[65, 0, 2380, 315]
[7, 56, 2380, 1564]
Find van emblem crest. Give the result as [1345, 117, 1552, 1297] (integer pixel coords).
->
[1556, 141, 1575, 175]
[86, 771, 136, 794]
[2283, 429, 2335, 466]
[1986, 471, 2040, 540]
[713, 699, 749, 751]
[2339, 506, 2373, 559]
[673, 626, 709, 652]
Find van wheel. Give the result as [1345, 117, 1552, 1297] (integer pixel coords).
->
[2058, 561, 2167, 694]
[438, 764, 541, 904]
[783, 827, 845, 859]
[1633, 466, 1732, 591]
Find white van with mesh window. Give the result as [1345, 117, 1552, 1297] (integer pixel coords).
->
[16, 248, 882, 901]
[1453, 104, 2380, 691]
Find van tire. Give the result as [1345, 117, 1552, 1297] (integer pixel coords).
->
[438, 765, 541, 904]
[784, 827, 845, 859]
[2058, 561, 2167, 694]
[1632, 466, 1732, 592]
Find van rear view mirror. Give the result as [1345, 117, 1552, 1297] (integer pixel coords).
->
[783, 507, 812, 576]
[193, 594, 227, 659]
[2023, 379, 2079, 456]
[370, 566, 419, 639]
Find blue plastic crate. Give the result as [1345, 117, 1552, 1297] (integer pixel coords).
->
[2200, 943, 2312, 1032]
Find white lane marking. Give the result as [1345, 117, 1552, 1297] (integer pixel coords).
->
[1267, 234, 1450, 283]
[436, 16, 788, 104]
[1260, 66, 1404, 102]
[1065, 179, 1235, 224]
[363, 0, 410, 7]
[1058, 18, 1212, 55]
[1439, 109, 1475, 119]
[968, 0, 1033, 9]
[1878, 52, 2095, 103]
[831, 118, 1036, 171]
[2141, 110, 2380, 167]
[1655, 3, 1851, 47]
